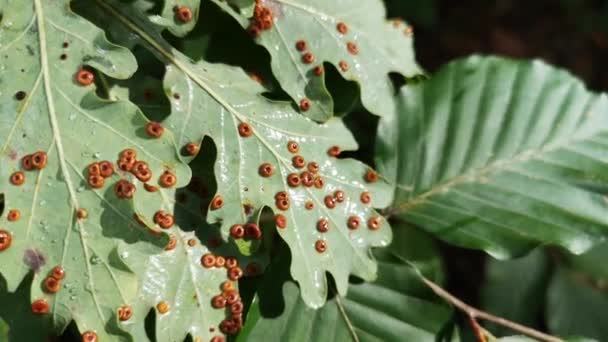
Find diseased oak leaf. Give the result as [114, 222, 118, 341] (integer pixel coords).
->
[95, 0, 393, 308]
[0, 1, 188, 339]
[230, 0, 421, 121]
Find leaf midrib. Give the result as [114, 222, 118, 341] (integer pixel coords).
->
[33, 0, 104, 322]
[389, 127, 604, 217]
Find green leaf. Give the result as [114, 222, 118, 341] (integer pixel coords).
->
[378, 56, 608, 258]
[480, 249, 550, 336]
[118, 230, 232, 342]
[0, 1, 188, 339]
[230, 0, 421, 121]
[154, 0, 253, 37]
[238, 225, 455, 342]
[96, 0, 392, 309]
[119, 151, 267, 341]
[547, 244, 608, 341]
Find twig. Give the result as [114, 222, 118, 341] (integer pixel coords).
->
[419, 275, 563, 342]
[468, 316, 488, 342]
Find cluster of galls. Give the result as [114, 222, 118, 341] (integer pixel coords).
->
[200, 254, 245, 334]
[248, 0, 273, 37]
[88, 147, 176, 198]
[29, 266, 65, 317]
[211, 280, 244, 335]
[9, 151, 47, 187]
[229, 223, 262, 240]
[2, 151, 50, 252]
[260, 140, 381, 254]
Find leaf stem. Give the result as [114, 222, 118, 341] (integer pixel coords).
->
[419, 275, 563, 342]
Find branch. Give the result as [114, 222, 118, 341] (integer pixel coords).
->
[419, 275, 563, 342]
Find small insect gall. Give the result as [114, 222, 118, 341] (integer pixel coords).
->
[115, 179, 135, 198]
[228, 267, 243, 281]
[276, 197, 290, 210]
[307, 162, 319, 174]
[295, 40, 307, 51]
[99, 161, 114, 178]
[315, 240, 327, 253]
[146, 122, 164, 138]
[10, 171, 25, 186]
[317, 219, 329, 233]
[7, 209, 20, 222]
[212, 295, 227, 309]
[258, 163, 275, 177]
[187, 239, 197, 247]
[299, 98, 311, 112]
[347, 216, 361, 230]
[337, 22, 348, 34]
[275, 191, 288, 200]
[88, 175, 105, 189]
[185, 142, 199, 156]
[292, 155, 306, 168]
[230, 224, 245, 239]
[211, 195, 224, 210]
[287, 141, 299, 154]
[31, 299, 49, 315]
[305, 201, 314, 210]
[76, 208, 88, 220]
[201, 253, 216, 268]
[339, 61, 349, 72]
[324, 195, 335, 209]
[132, 161, 152, 182]
[88, 163, 101, 177]
[43, 276, 61, 293]
[347, 42, 359, 55]
[327, 146, 341, 157]
[153, 211, 175, 229]
[313, 65, 324, 76]
[221, 281, 234, 292]
[76, 69, 94, 86]
[302, 52, 314, 64]
[157, 301, 169, 314]
[117, 305, 133, 321]
[120, 149, 137, 159]
[365, 169, 379, 183]
[51, 266, 65, 280]
[21, 154, 33, 170]
[231, 301, 245, 314]
[215, 256, 226, 268]
[275, 214, 287, 229]
[313, 176, 325, 189]
[144, 183, 158, 192]
[300, 171, 314, 187]
[245, 223, 262, 240]
[287, 173, 301, 187]
[175, 6, 193, 22]
[31, 151, 47, 169]
[225, 257, 238, 269]
[334, 190, 345, 203]
[360, 191, 371, 204]
[238, 122, 253, 137]
[367, 216, 382, 230]
[82, 331, 98, 342]
[159, 170, 177, 188]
